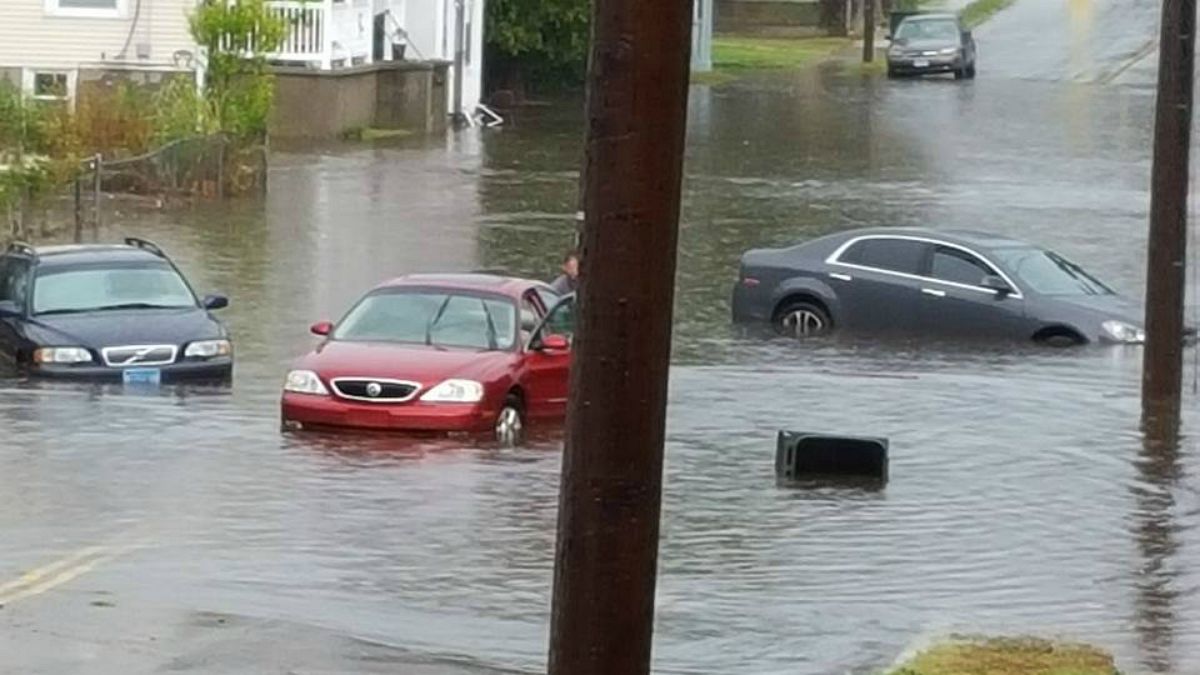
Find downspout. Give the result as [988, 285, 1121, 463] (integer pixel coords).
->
[452, 0, 466, 123]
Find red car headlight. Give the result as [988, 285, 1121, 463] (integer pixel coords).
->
[284, 370, 329, 395]
[420, 379, 484, 403]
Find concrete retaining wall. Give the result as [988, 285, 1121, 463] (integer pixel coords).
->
[271, 61, 450, 140]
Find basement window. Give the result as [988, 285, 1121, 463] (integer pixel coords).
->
[32, 72, 69, 101]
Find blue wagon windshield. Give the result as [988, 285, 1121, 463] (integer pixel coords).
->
[34, 264, 197, 314]
[334, 291, 517, 351]
[992, 248, 1114, 296]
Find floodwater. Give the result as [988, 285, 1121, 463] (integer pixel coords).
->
[3, 2, 1200, 674]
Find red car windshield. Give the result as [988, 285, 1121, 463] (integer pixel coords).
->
[334, 290, 518, 351]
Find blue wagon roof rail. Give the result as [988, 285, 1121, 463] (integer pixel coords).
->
[124, 237, 166, 258]
[6, 242, 37, 259]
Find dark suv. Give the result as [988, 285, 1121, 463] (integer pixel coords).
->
[0, 239, 233, 383]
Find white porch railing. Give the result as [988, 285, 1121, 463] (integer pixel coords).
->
[268, 1, 327, 64]
[265, 0, 374, 69]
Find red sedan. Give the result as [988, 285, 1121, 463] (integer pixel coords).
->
[281, 274, 574, 442]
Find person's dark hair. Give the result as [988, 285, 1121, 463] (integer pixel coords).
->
[563, 250, 580, 264]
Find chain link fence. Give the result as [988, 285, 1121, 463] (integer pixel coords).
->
[5, 134, 267, 245]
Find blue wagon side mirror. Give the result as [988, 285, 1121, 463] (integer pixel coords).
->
[0, 300, 21, 318]
[203, 295, 230, 310]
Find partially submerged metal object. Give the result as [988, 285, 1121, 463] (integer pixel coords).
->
[776, 431, 889, 484]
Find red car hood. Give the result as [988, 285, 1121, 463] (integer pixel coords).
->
[298, 340, 517, 386]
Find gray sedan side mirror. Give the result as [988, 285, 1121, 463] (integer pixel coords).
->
[981, 275, 1013, 297]
[0, 300, 20, 318]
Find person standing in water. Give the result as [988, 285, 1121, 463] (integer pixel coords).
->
[550, 250, 580, 295]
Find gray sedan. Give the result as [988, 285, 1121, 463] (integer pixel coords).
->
[731, 228, 1164, 346]
[887, 13, 977, 80]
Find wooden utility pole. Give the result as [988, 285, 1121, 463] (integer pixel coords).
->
[863, 0, 877, 63]
[546, 0, 693, 671]
[1143, 0, 1195, 418]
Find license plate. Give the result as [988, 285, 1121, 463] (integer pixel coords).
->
[913, 59, 930, 68]
[350, 410, 391, 427]
[123, 368, 162, 387]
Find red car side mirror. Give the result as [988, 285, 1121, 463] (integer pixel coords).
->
[540, 334, 570, 351]
[310, 321, 333, 336]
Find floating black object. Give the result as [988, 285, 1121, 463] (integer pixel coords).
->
[776, 431, 889, 483]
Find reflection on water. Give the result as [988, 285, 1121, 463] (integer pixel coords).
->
[1134, 412, 1185, 674]
[1, 65, 1198, 673]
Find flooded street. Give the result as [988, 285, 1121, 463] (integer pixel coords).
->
[3, 2, 1200, 673]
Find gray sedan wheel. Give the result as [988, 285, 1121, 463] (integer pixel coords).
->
[774, 301, 832, 338]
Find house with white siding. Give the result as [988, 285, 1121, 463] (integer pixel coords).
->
[0, 0, 483, 121]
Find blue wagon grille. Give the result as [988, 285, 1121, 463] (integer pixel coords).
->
[101, 345, 177, 367]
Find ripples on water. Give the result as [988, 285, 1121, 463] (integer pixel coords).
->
[2, 65, 1199, 674]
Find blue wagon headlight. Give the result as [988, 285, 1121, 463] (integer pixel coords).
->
[185, 339, 232, 359]
[33, 347, 93, 364]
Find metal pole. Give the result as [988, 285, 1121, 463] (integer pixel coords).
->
[1143, 0, 1195, 419]
[92, 154, 103, 230]
[691, 0, 713, 72]
[574, 160, 586, 248]
[863, 0, 876, 62]
[216, 139, 226, 200]
[262, 133, 270, 196]
[73, 175, 82, 243]
[546, 0, 693, 671]
[452, 0, 466, 122]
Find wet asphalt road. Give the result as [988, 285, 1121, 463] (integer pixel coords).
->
[3, 1, 1200, 673]
[979, 0, 1163, 86]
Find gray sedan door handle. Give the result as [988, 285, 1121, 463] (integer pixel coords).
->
[830, 272, 852, 281]
[921, 288, 947, 297]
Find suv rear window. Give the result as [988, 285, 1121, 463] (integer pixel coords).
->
[838, 238, 928, 275]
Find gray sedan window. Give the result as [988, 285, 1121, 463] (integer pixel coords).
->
[838, 238, 928, 275]
[931, 246, 996, 286]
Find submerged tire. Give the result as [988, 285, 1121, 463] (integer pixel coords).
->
[1035, 329, 1086, 348]
[495, 396, 525, 447]
[966, 63, 977, 79]
[774, 301, 832, 339]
